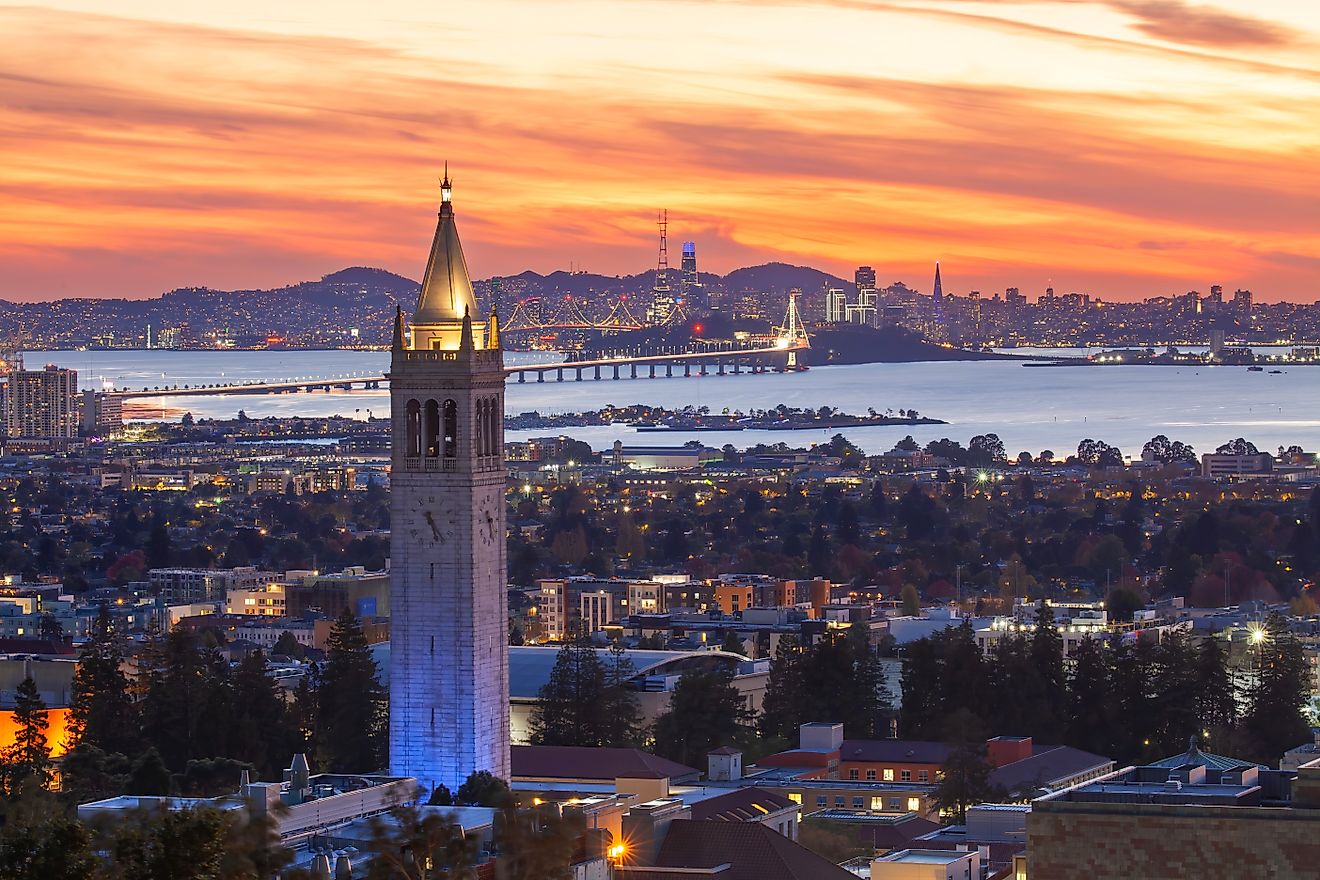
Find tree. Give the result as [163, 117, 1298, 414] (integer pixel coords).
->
[529, 641, 607, 747]
[455, 770, 512, 807]
[364, 804, 479, 880]
[967, 434, 1005, 466]
[719, 630, 745, 654]
[601, 640, 644, 748]
[760, 636, 806, 742]
[1065, 638, 1113, 756]
[315, 611, 388, 772]
[900, 584, 921, 617]
[1028, 603, 1066, 742]
[231, 649, 300, 779]
[0, 790, 96, 880]
[68, 606, 138, 756]
[934, 709, 998, 822]
[1241, 614, 1311, 765]
[1194, 637, 1236, 737]
[272, 630, 306, 660]
[37, 613, 63, 642]
[0, 677, 52, 795]
[653, 666, 751, 766]
[1216, 437, 1259, 455]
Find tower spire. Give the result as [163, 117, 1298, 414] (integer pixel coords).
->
[391, 305, 405, 350]
[412, 167, 480, 349]
[488, 302, 501, 350]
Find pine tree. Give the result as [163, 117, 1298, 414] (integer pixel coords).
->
[529, 640, 607, 746]
[1151, 631, 1200, 755]
[934, 708, 997, 822]
[1108, 639, 1159, 765]
[601, 641, 644, 748]
[1, 677, 52, 795]
[1064, 638, 1112, 756]
[653, 666, 751, 766]
[1241, 614, 1311, 766]
[760, 636, 806, 742]
[1028, 602, 1066, 742]
[68, 606, 137, 756]
[898, 636, 943, 739]
[232, 649, 299, 778]
[1193, 636, 1236, 743]
[139, 628, 234, 771]
[316, 610, 388, 772]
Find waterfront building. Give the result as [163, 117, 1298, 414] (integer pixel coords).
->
[388, 173, 510, 790]
[5, 364, 78, 438]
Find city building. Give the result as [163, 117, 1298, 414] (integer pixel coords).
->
[150, 566, 276, 605]
[1201, 452, 1273, 478]
[81, 390, 123, 434]
[388, 173, 510, 790]
[5, 364, 78, 438]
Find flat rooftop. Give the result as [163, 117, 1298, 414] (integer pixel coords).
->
[879, 849, 970, 864]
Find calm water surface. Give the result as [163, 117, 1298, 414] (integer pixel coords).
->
[30, 349, 1320, 457]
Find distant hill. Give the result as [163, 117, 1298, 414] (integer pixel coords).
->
[2, 259, 860, 349]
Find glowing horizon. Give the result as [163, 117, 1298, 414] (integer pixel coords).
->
[2, 1, 1318, 303]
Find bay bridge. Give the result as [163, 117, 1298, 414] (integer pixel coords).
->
[109, 294, 809, 401]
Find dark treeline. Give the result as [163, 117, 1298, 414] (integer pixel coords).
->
[47, 608, 386, 806]
[897, 605, 1310, 769]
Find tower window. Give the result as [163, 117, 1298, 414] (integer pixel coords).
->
[406, 399, 421, 457]
[480, 395, 491, 459]
[424, 399, 440, 458]
[443, 399, 458, 457]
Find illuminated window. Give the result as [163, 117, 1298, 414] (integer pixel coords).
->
[907, 797, 921, 812]
[870, 797, 883, 811]
[883, 769, 894, 781]
[787, 793, 801, 805]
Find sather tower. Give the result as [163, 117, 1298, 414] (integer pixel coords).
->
[389, 173, 509, 790]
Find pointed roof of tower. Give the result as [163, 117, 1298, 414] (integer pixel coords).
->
[413, 170, 478, 325]
[933, 261, 943, 296]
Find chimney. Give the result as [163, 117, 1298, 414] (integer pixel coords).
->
[986, 737, 1033, 768]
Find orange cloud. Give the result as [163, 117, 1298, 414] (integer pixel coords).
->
[0, 3, 1317, 302]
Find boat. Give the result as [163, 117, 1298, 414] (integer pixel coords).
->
[1247, 365, 1264, 372]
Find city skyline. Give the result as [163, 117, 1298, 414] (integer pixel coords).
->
[3, 1, 1319, 303]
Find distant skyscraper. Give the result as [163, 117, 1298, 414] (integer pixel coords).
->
[855, 265, 876, 292]
[389, 173, 509, 791]
[649, 210, 674, 324]
[932, 262, 945, 324]
[826, 288, 848, 323]
[1233, 288, 1252, 318]
[5, 364, 78, 438]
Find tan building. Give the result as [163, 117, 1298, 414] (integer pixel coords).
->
[1028, 757, 1320, 879]
[5, 364, 78, 438]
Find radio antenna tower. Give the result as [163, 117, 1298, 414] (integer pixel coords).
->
[649, 210, 675, 324]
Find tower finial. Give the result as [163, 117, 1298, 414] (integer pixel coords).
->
[459, 304, 473, 351]
[488, 301, 501, 350]
[392, 305, 405, 351]
[440, 163, 452, 205]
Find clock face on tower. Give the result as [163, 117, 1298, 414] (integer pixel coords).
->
[478, 500, 499, 547]
[410, 495, 452, 547]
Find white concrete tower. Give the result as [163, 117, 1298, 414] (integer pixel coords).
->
[389, 172, 509, 791]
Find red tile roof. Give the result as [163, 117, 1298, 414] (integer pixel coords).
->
[511, 745, 701, 782]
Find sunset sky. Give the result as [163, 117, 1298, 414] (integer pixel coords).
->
[2, 1, 1318, 302]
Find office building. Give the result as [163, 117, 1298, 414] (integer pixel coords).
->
[5, 364, 78, 438]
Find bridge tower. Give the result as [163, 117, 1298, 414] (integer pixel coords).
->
[777, 291, 811, 370]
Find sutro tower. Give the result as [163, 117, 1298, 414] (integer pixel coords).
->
[649, 210, 674, 324]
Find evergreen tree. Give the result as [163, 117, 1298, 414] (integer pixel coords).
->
[653, 666, 751, 766]
[232, 649, 299, 779]
[529, 640, 607, 746]
[1241, 614, 1311, 765]
[1027, 602, 1066, 742]
[600, 641, 644, 748]
[315, 611, 388, 772]
[1193, 636, 1236, 742]
[68, 606, 137, 756]
[719, 630, 745, 654]
[139, 628, 234, 771]
[760, 636, 806, 742]
[1064, 638, 1112, 756]
[1151, 631, 1200, 755]
[1, 677, 52, 795]
[900, 584, 920, 617]
[1108, 639, 1159, 765]
[933, 708, 997, 823]
[363, 804, 478, 880]
[898, 637, 943, 739]
[807, 525, 832, 578]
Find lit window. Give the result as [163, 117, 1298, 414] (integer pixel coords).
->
[870, 797, 883, 811]
[883, 769, 894, 781]
[787, 793, 801, 805]
[907, 797, 921, 812]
